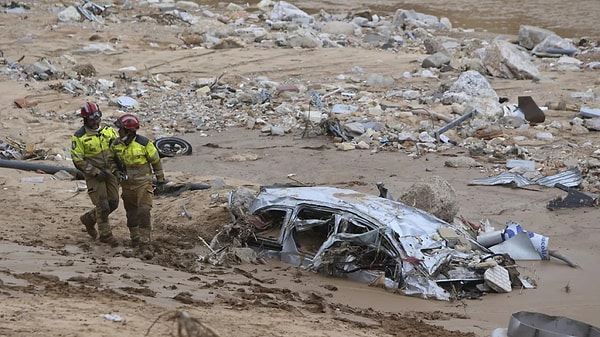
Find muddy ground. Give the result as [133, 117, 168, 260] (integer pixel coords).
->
[1, 0, 599, 336]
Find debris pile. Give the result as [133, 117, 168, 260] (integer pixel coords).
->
[207, 185, 576, 301]
[4, 1, 600, 194]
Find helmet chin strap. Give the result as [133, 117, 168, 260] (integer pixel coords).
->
[85, 121, 101, 132]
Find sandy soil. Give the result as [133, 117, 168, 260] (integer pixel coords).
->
[1, 0, 600, 336]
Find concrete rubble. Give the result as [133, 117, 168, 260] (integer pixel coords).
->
[2, 0, 600, 195]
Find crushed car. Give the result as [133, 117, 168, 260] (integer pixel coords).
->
[210, 185, 521, 300]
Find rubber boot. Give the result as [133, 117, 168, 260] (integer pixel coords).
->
[139, 228, 152, 244]
[99, 233, 119, 247]
[138, 205, 152, 244]
[80, 212, 97, 239]
[137, 228, 154, 259]
[129, 227, 141, 247]
[98, 222, 118, 247]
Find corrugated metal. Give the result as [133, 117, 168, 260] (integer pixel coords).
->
[535, 167, 582, 187]
[471, 167, 582, 188]
[471, 172, 532, 187]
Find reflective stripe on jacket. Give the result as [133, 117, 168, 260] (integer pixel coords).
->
[71, 125, 118, 176]
[110, 135, 164, 186]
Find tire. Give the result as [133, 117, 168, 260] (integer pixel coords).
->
[154, 137, 193, 158]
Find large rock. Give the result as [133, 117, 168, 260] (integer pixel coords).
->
[190, 18, 233, 37]
[365, 73, 395, 87]
[269, 1, 311, 21]
[278, 29, 322, 48]
[442, 70, 499, 103]
[399, 175, 459, 223]
[57, 6, 81, 22]
[482, 40, 540, 80]
[584, 118, 600, 131]
[555, 56, 583, 72]
[518, 25, 556, 50]
[422, 51, 451, 69]
[464, 97, 503, 119]
[392, 9, 439, 29]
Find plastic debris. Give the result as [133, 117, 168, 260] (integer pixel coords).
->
[117, 96, 138, 108]
[477, 230, 504, 247]
[489, 232, 541, 260]
[502, 222, 549, 259]
[331, 104, 359, 114]
[580, 106, 600, 118]
[102, 314, 123, 322]
[547, 183, 598, 210]
[308, 89, 324, 110]
[518, 96, 545, 123]
[20, 177, 44, 183]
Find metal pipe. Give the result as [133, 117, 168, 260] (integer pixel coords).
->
[0, 159, 84, 179]
[434, 111, 474, 140]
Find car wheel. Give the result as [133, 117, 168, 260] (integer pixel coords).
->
[154, 137, 192, 158]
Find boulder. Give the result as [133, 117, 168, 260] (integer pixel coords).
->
[518, 25, 556, 50]
[482, 40, 540, 80]
[399, 175, 459, 223]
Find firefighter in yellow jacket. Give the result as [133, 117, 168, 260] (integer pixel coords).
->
[71, 102, 120, 246]
[110, 113, 165, 247]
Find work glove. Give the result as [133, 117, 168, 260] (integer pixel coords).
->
[154, 181, 167, 195]
[95, 170, 107, 182]
[115, 171, 127, 183]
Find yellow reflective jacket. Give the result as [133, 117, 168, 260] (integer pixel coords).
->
[71, 125, 118, 177]
[110, 135, 164, 187]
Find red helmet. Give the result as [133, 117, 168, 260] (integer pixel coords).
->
[81, 102, 102, 119]
[114, 113, 140, 131]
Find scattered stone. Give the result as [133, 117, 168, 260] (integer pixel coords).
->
[422, 51, 451, 69]
[72, 63, 96, 77]
[535, 132, 554, 140]
[213, 37, 245, 49]
[583, 119, 600, 131]
[444, 156, 480, 168]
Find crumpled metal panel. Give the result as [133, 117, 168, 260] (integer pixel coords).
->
[310, 229, 402, 286]
[470, 167, 582, 188]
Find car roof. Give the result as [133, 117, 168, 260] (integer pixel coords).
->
[253, 186, 448, 237]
